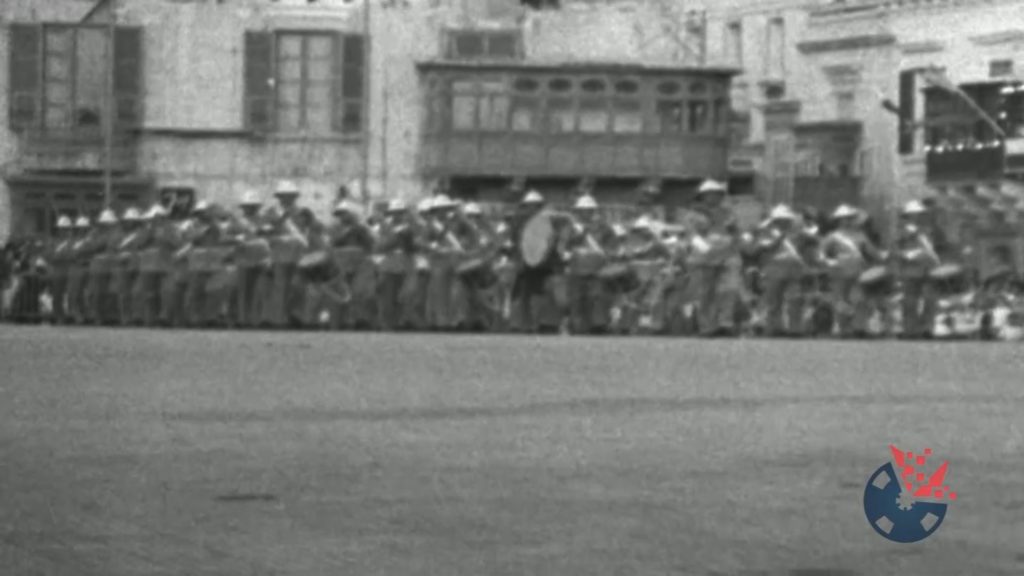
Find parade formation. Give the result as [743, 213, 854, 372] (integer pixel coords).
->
[2, 178, 1024, 340]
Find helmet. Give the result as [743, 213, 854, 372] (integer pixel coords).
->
[97, 208, 118, 225]
[74, 216, 91, 229]
[122, 207, 142, 222]
[832, 204, 860, 220]
[56, 215, 73, 230]
[333, 199, 360, 216]
[274, 180, 301, 197]
[902, 200, 927, 215]
[463, 202, 483, 216]
[768, 204, 798, 222]
[573, 195, 598, 211]
[432, 194, 457, 210]
[697, 179, 728, 195]
[521, 190, 544, 204]
[192, 200, 210, 214]
[239, 189, 263, 206]
[416, 197, 435, 213]
[387, 199, 408, 213]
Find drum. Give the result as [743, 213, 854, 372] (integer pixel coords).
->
[929, 263, 964, 282]
[298, 251, 340, 284]
[238, 239, 271, 267]
[520, 211, 556, 268]
[457, 256, 497, 289]
[858, 265, 893, 296]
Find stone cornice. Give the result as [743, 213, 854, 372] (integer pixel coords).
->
[969, 29, 1024, 46]
[900, 40, 946, 54]
[797, 34, 897, 54]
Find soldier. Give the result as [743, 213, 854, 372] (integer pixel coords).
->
[113, 207, 147, 326]
[48, 215, 75, 324]
[423, 194, 463, 331]
[688, 179, 742, 337]
[133, 204, 169, 326]
[510, 190, 563, 333]
[821, 205, 885, 337]
[896, 200, 941, 339]
[759, 205, 815, 337]
[376, 199, 417, 330]
[451, 202, 501, 332]
[66, 216, 94, 324]
[326, 199, 377, 330]
[565, 194, 614, 334]
[161, 191, 197, 327]
[183, 201, 230, 327]
[620, 216, 674, 334]
[84, 208, 121, 325]
[265, 181, 308, 328]
[226, 190, 267, 328]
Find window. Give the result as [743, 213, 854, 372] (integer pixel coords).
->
[990, 59, 1014, 78]
[522, 0, 560, 8]
[687, 100, 709, 133]
[446, 78, 509, 131]
[657, 100, 684, 133]
[725, 21, 742, 67]
[511, 76, 540, 132]
[451, 80, 477, 131]
[712, 98, 728, 135]
[7, 24, 142, 132]
[547, 97, 575, 133]
[447, 30, 521, 60]
[898, 70, 916, 154]
[765, 17, 785, 79]
[836, 91, 855, 120]
[612, 100, 643, 133]
[477, 80, 509, 131]
[244, 31, 364, 135]
[578, 98, 608, 133]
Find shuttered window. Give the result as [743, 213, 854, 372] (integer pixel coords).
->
[243, 30, 365, 136]
[6, 23, 142, 132]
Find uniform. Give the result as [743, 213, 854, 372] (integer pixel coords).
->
[84, 210, 121, 324]
[511, 190, 563, 333]
[265, 182, 309, 329]
[423, 196, 462, 331]
[47, 217, 75, 323]
[565, 196, 615, 335]
[376, 201, 418, 331]
[225, 194, 268, 328]
[133, 205, 171, 326]
[326, 201, 377, 330]
[896, 201, 941, 338]
[821, 205, 883, 336]
[689, 180, 742, 336]
[113, 208, 147, 325]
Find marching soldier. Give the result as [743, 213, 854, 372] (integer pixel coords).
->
[688, 179, 742, 337]
[113, 207, 147, 326]
[896, 200, 941, 338]
[821, 204, 885, 337]
[161, 191, 197, 327]
[133, 204, 169, 326]
[757, 205, 807, 337]
[66, 216, 94, 324]
[423, 194, 463, 331]
[565, 194, 614, 334]
[265, 181, 309, 328]
[510, 190, 562, 333]
[377, 199, 418, 330]
[226, 190, 268, 328]
[84, 208, 121, 325]
[48, 215, 75, 324]
[450, 202, 499, 332]
[326, 199, 377, 330]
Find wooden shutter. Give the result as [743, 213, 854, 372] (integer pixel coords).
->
[898, 70, 915, 154]
[333, 34, 364, 134]
[8, 24, 42, 131]
[244, 31, 275, 133]
[113, 27, 143, 128]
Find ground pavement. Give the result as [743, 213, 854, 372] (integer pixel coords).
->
[0, 326, 1022, 576]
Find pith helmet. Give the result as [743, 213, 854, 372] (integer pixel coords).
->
[239, 189, 263, 206]
[697, 179, 727, 195]
[56, 215, 73, 229]
[573, 195, 598, 210]
[97, 208, 118, 225]
[769, 204, 799, 222]
[387, 199, 408, 213]
[274, 180, 301, 197]
[122, 207, 142, 222]
[74, 215, 91, 229]
[902, 200, 927, 215]
[832, 204, 860, 220]
[521, 190, 544, 204]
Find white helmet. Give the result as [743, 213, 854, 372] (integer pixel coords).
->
[333, 199, 361, 216]
[832, 204, 860, 220]
[768, 204, 798, 222]
[56, 215, 73, 230]
[97, 208, 118, 225]
[122, 207, 142, 222]
[697, 179, 728, 195]
[416, 197, 435, 213]
[432, 194, 457, 210]
[74, 215, 91, 229]
[573, 195, 598, 211]
[274, 180, 301, 197]
[387, 199, 408, 213]
[902, 200, 927, 215]
[522, 190, 544, 204]
[239, 189, 263, 207]
[463, 202, 483, 216]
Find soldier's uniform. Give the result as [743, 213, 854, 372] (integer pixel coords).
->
[48, 216, 75, 324]
[688, 179, 742, 336]
[510, 190, 564, 333]
[66, 216, 94, 324]
[424, 195, 462, 331]
[450, 202, 500, 332]
[133, 204, 171, 326]
[225, 191, 268, 328]
[565, 195, 614, 334]
[160, 206, 194, 328]
[265, 181, 308, 329]
[84, 209, 122, 324]
[113, 207, 147, 325]
[376, 200, 418, 330]
[821, 204, 884, 336]
[897, 200, 941, 338]
[326, 199, 377, 330]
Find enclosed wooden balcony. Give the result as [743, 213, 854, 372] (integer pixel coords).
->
[417, 61, 736, 180]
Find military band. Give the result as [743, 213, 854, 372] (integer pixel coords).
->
[5, 177, 1024, 340]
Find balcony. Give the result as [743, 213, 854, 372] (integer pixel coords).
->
[809, 0, 989, 19]
[11, 128, 138, 174]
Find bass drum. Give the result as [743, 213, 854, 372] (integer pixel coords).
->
[520, 211, 556, 269]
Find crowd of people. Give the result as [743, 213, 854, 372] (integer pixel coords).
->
[2, 178, 1023, 340]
